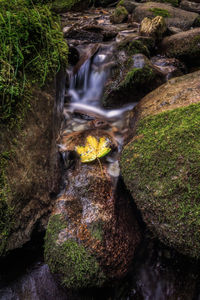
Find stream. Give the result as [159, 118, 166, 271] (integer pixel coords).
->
[0, 10, 200, 299]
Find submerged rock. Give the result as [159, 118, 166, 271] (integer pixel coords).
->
[44, 129, 141, 289]
[161, 28, 200, 66]
[133, 2, 199, 30]
[120, 70, 200, 258]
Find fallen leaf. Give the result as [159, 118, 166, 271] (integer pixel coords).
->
[76, 135, 111, 163]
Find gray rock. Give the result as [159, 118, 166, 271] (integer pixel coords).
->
[133, 2, 198, 30]
[180, 0, 200, 13]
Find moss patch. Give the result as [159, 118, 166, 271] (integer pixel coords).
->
[52, 0, 87, 13]
[110, 5, 128, 23]
[149, 7, 171, 17]
[118, 39, 150, 57]
[121, 102, 200, 258]
[120, 65, 156, 89]
[44, 215, 106, 288]
[0, 0, 68, 125]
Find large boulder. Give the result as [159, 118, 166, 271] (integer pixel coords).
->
[44, 129, 141, 289]
[133, 2, 199, 30]
[161, 28, 200, 66]
[120, 70, 200, 258]
[0, 84, 60, 255]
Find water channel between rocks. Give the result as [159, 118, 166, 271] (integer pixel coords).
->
[0, 9, 200, 299]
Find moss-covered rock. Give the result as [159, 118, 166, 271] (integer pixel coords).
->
[45, 215, 106, 289]
[44, 129, 141, 288]
[52, 0, 90, 13]
[133, 2, 198, 30]
[110, 6, 128, 24]
[161, 28, 200, 66]
[103, 53, 164, 107]
[120, 70, 200, 258]
[117, 0, 139, 13]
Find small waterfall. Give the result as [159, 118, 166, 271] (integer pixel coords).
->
[66, 45, 136, 122]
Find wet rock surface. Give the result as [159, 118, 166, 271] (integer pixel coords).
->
[0, 83, 61, 254]
[44, 128, 141, 288]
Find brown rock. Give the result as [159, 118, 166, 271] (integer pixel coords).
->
[161, 28, 200, 66]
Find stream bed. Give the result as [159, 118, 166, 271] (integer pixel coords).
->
[0, 7, 200, 299]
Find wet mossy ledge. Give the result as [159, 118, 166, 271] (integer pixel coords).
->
[0, 0, 68, 256]
[0, 0, 68, 125]
[52, 0, 90, 13]
[121, 102, 200, 258]
[44, 215, 106, 289]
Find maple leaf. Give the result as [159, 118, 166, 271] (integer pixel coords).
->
[76, 136, 111, 163]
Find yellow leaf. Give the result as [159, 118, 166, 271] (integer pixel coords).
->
[76, 136, 111, 163]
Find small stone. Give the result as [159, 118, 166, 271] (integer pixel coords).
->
[110, 6, 128, 24]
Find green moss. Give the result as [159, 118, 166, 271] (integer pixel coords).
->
[121, 66, 155, 88]
[0, 0, 68, 125]
[111, 5, 128, 23]
[161, 0, 178, 7]
[117, 0, 124, 6]
[121, 103, 200, 258]
[149, 7, 171, 17]
[44, 215, 106, 288]
[89, 222, 103, 241]
[118, 39, 150, 57]
[52, 0, 84, 12]
[0, 152, 13, 255]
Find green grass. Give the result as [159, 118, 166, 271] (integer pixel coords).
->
[121, 102, 200, 257]
[0, 0, 68, 125]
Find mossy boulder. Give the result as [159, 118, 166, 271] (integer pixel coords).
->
[133, 2, 199, 30]
[45, 129, 141, 289]
[103, 52, 164, 107]
[110, 6, 128, 24]
[161, 28, 200, 66]
[120, 70, 200, 258]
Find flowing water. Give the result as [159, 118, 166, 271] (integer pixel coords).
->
[0, 44, 200, 300]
